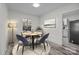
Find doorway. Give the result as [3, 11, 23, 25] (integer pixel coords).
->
[70, 20, 79, 44]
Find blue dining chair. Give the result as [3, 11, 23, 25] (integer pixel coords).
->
[35, 33, 49, 50]
[16, 34, 32, 55]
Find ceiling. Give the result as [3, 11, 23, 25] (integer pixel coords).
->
[63, 9, 79, 17]
[6, 3, 70, 16]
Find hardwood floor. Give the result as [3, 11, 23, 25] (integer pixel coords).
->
[49, 42, 79, 55]
[5, 41, 79, 55]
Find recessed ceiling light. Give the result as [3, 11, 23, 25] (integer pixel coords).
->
[32, 3, 40, 8]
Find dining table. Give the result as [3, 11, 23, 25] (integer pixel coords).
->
[21, 31, 42, 50]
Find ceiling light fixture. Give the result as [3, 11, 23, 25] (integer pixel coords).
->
[32, 3, 40, 8]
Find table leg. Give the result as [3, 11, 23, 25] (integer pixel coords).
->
[32, 36, 34, 50]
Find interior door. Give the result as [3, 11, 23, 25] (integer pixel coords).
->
[70, 20, 79, 44]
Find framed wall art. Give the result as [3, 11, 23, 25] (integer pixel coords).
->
[44, 19, 56, 28]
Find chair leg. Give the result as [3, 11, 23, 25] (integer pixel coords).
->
[46, 41, 48, 46]
[17, 44, 19, 51]
[30, 45, 31, 48]
[36, 43, 37, 48]
[43, 43, 46, 51]
[22, 45, 24, 55]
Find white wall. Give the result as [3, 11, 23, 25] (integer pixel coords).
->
[0, 4, 8, 54]
[8, 10, 40, 34]
[40, 4, 79, 45]
[40, 13, 62, 45]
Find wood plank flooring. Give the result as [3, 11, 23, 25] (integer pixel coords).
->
[5, 41, 79, 55]
[49, 42, 79, 55]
